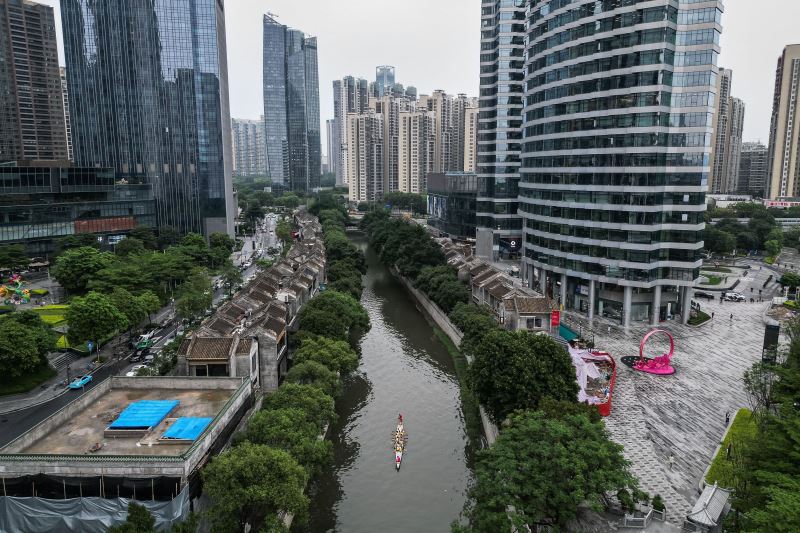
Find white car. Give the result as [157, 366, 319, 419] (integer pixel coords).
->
[125, 364, 147, 377]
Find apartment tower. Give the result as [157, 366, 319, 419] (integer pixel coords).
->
[738, 142, 769, 197]
[766, 45, 800, 199]
[263, 15, 321, 192]
[709, 69, 745, 194]
[475, 0, 525, 261]
[61, 0, 235, 236]
[463, 103, 479, 173]
[520, 0, 724, 328]
[231, 118, 267, 178]
[332, 76, 370, 186]
[0, 0, 68, 162]
[346, 113, 384, 203]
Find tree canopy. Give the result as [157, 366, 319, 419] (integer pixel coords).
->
[468, 330, 579, 424]
[66, 291, 128, 346]
[455, 408, 638, 532]
[52, 247, 114, 294]
[203, 442, 308, 532]
[297, 290, 370, 345]
[175, 269, 212, 321]
[284, 360, 341, 398]
[261, 383, 336, 429]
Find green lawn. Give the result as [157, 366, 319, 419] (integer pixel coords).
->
[702, 267, 732, 273]
[689, 310, 711, 326]
[705, 409, 757, 489]
[0, 364, 57, 397]
[703, 275, 723, 286]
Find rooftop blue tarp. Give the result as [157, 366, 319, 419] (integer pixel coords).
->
[108, 400, 180, 430]
[162, 417, 213, 441]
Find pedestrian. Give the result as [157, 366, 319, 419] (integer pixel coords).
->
[712, 312, 715, 320]
[730, 313, 734, 323]
[607, 325, 611, 334]
[725, 411, 731, 426]
[668, 455, 675, 470]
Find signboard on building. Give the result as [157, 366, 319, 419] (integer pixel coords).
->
[74, 217, 136, 234]
[551, 311, 561, 328]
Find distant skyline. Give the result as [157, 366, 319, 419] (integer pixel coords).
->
[35, 0, 800, 152]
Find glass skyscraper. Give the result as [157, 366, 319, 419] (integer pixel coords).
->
[475, 0, 525, 261]
[263, 15, 321, 192]
[375, 65, 396, 97]
[60, 0, 235, 237]
[520, 0, 724, 328]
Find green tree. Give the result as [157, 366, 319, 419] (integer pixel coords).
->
[293, 336, 359, 374]
[298, 290, 370, 344]
[703, 227, 736, 255]
[109, 287, 147, 332]
[3, 311, 56, 357]
[203, 442, 308, 532]
[127, 227, 158, 250]
[276, 220, 293, 245]
[781, 273, 800, 289]
[468, 330, 579, 424]
[210, 232, 236, 252]
[455, 409, 637, 532]
[261, 383, 336, 429]
[57, 233, 100, 252]
[285, 360, 340, 397]
[157, 226, 181, 249]
[52, 247, 114, 294]
[743, 474, 800, 533]
[175, 269, 212, 321]
[765, 240, 782, 258]
[114, 238, 146, 257]
[107, 502, 155, 533]
[137, 290, 162, 321]
[280, 194, 301, 209]
[66, 291, 128, 346]
[244, 407, 333, 475]
[220, 260, 243, 295]
[0, 319, 43, 378]
[0, 244, 28, 270]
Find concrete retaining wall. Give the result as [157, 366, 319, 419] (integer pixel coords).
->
[392, 270, 499, 445]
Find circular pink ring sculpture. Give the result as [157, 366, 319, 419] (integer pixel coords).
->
[635, 329, 676, 375]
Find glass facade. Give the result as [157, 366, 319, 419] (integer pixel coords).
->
[520, 0, 724, 325]
[60, 0, 234, 237]
[0, 165, 156, 256]
[427, 172, 478, 240]
[476, 0, 525, 259]
[262, 15, 321, 192]
[375, 65, 396, 97]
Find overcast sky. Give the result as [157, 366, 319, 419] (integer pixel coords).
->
[39, 0, 799, 152]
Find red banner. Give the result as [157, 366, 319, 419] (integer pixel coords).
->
[74, 217, 136, 234]
[551, 311, 561, 328]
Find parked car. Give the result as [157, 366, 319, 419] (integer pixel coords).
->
[68, 375, 92, 389]
[125, 364, 147, 377]
[695, 291, 715, 300]
[725, 293, 746, 302]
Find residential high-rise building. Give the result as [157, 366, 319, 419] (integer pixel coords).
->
[375, 65, 396, 97]
[767, 45, 800, 199]
[0, 0, 68, 162]
[231, 118, 267, 178]
[263, 15, 321, 192]
[61, 0, 235, 236]
[325, 119, 336, 177]
[463, 103, 478, 173]
[376, 94, 416, 193]
[398, 107, 436, 194]
[475, 0, 525, 261]
[419, 90, 469, 174]
[738, 142, 769, 197]
[332, 76, 370, 187]
[60, 67, 73, 161]
[346, 113, 384, 203]
[519, 0, 724, 328]
[709, 69, 745, 194]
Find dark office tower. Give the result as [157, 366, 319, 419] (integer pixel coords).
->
[262, 15, 321, 193]
[60, 0, 235, 237]
[475, 0, 525, 261]
[738, 142, 769, 197]
[520, 1, 724, 329]
[375, 65, 396, 97]
[0, 0, 68, 162]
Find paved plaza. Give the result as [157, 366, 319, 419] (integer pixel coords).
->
[566, 264, 778, 525]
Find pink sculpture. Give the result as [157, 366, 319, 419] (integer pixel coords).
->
[632, 329, 676, 375]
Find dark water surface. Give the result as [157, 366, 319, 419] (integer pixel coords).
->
[296, 236, 473, 532]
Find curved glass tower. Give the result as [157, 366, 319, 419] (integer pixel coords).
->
[520, 0, 724, 328]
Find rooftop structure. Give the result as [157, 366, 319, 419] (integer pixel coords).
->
[0, 377, 250, 481]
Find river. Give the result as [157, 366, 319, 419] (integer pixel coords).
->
[296, 235, 474, 532]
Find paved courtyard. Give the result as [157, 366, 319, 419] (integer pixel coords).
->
[565, 266, 776, 525]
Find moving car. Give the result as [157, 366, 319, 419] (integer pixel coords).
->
[725, 293, 746, 302]
[695, 291, 715, 300]
[68, 375, 92, 389]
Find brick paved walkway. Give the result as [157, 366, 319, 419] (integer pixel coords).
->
[569, 294, 767, 525]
